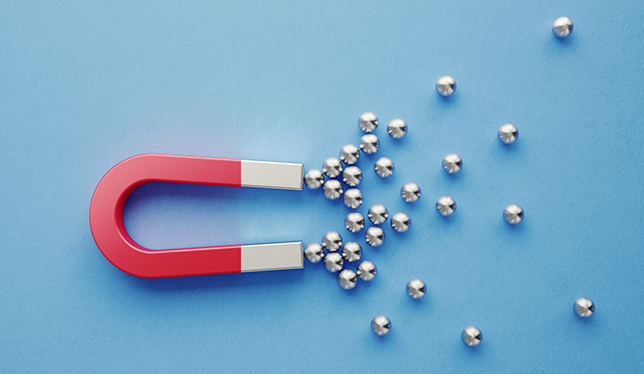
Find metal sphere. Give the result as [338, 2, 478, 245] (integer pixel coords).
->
[360, 134, 380, 154]
[343, 188, 363, 209]
[374, 157, 394, 178]
[401, 182, 421, 203]
[323, 179, 343, 200]
[303, 169, 325, 190]
[436, 76, 456, 97]
[442, 153, 462, 174]
[304, 243, 325, 263]
[342, 166, 362, 187]
[322, 157, 343, 178]
[357, 260, 377, 281]
[365, 226, 385, 247]
[341, 241, 362, 262]
[552, 17, 573, 38]
[436, 196, 456, 216]
[337, 269, 358, 290]
[406, 279, 426, 299]
[358, 112, 379, 133]
[368, 204, 389, 225]
[573, 297, 595, 318]
[371, 315, 391, 336]
[387, 118, 407, 139]
[324, 252, 344, 273]
[390, 212, 411, 232]
[503, 204, 524, 225]
[321, 231, 343, 252]
[340, 144, 360, 165]
[345, 212, 365, 233]
[462, 326, 482, 346]
[498, 124, 518, 144]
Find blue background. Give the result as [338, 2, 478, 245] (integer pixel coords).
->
[2, 0, 643, 372]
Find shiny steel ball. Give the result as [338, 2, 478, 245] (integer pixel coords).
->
[552, 17, 573, 38]
[357, 260, 377, 281]
[573, 297, 595, 318]
[436, 76, 456, 97]
[387, 118, 407, 139]
[358, 112, 379, 133]
[436, 196, 456, 216]
[324, 252, 344, 273]
[304, 243, 325, 263]
[365, 226, 385, 247]
[338, 269, 358, 290]
[503, 204, 524, 225]
[374, 157, 394, 178]
[442, 153, 462, 174]
[368, 204, 389, 225]
[341, 241, 362, 262]
[322, 231, 343, 252]
[390, 212, 411, 233]
[340, 144, 360, 165]
[406, 279, 426, 299]
[345, 212, 365, 233]
[360, 134, 380, 154]
[401, 182, 421, 203]
[343, 188, 363, 209]
[303, 169, 324, 190]
[342, 166, 362, 187]
[462, 326, 482, 346]
[323, 179, 343, 200]
[371, 315, 391, 336]
[322, 157, 343, 178]
[498, 124, 518, 144]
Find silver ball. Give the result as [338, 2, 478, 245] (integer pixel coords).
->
[322, 157, 343, 178]
[401, 182, 421, 203]
[322, 231, 343, 252]
[462, 326, 482, 346]
[340, 144, 360, 165]
[442, 153, 462, 174]
[343, 188, 363, 209]
[365, 226, 385, 247]
[390, 212, 411, 232]
[387, 118, 407, 139]
[324, 252, 344, 273]
[436, 196, 456, 216]
[406, 279, 426, 299]
[573, 297, 595, 318]
[357, 260, 377, 281]
[552, 17, 573, 38]
[341, 241, 362, 262]
[358, 112, 379, 133]
[374, 157, 394, 178]
[360, 134, 380, 154]
[503, 204, 524, 225]
[371, 315, 391, 336]
[345, 212, 365, 233]
[304, 243, 325, 263]
[337, 269, 358, 290]
[436, 75, 456, 97]
[323, 179, 343, 200]
[368, 204, 389, 225]
[498, 124, 519, 144]
[304, 169, 325, 190]
[342, 166, 362, 187]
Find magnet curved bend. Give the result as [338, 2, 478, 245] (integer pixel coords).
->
[89, 153, 304, 278]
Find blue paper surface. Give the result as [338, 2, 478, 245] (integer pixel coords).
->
[1, 0, 644, 372]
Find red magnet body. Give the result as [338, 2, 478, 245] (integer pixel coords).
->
[89, 153, 304, 278]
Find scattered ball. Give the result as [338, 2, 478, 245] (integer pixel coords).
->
[462, 326, 482, 346]
[340, 144, 360, 165]
[324, 252, 344, 273]
[374, 157, 395, 178]
[573, 297, 594, 318]
[368, 204, 389, 225]
[358, 112, 379, 133]
[357, 261, 377, 281]
[360, 134, 380, 154]
[365, 226, 385, 247]
[503, 204, 524, 225]
[387, 118, 407, 139]
[552, 17, 573, 38]
[436, 196, 456, 216]
[371, 315, 391, 336]
[401, 182, 421, 203]
[406, 279, 426, 299]
[498, 124, 518, 144]
[337, 269, 358, 290]
[442, 153, 462, 174]
[390, 212, 411, 232]
[323, 179, 343, 200]
[303, 169, 324, 190]
[321, 231, 342, 252]
[436, 76, 456, 97]
[345, 212, 365, 233]
[341, 242, 362, 262]
[303, 243, 325, 263]
[342, 166, 362, 187]
[343, 188, 363, 209]
[322, 157, 343, 178]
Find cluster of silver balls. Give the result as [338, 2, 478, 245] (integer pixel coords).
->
[304, 16, 581, 342]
